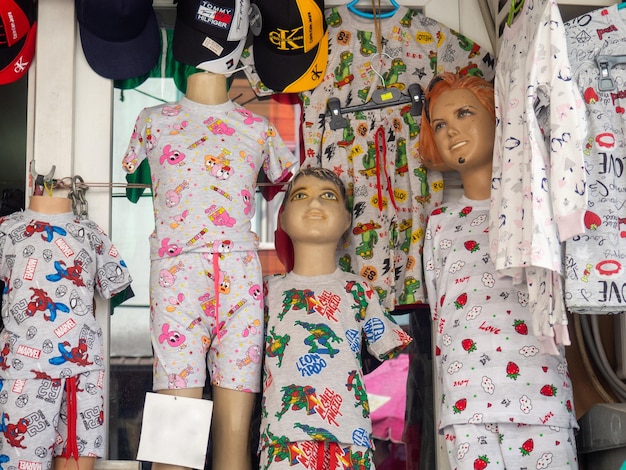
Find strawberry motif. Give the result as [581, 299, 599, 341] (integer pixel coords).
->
[513, 319, 528, 335]
[506, 361, 520, 380]
[519, 438, 534, 456]
[453, 398, 467, 413]
[542, 366, 548, 373]
[440, 294, 446, 307]
[566, 399, 573, 412]
[459, 206, 472, 217]
[540, 384, 557, 397]
[473, 455, 489, 470]
[435, 345, 441, 356]
[461, 338, 477, 353]
[431, 206, 448, 216]
[464, 240, 480, 253]
[454, 293, 468, 309]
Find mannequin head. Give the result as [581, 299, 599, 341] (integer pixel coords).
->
[419, 72, 495, 172]
[280, 167, 351, 245]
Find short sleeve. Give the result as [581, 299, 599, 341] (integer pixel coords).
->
[91, 225, 133, 299]
[261, 123, 300, 183]
[121, 110, 151, 175]
[361, 281, 412, 360]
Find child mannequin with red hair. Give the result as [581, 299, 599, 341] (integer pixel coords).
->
[420, 73, 579, 469]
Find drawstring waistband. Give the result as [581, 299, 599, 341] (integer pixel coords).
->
[63, 376, 79, 463]
[212, 252, 221, 344]
[373, 126, 398, 212]
[316, 441, 341, 470]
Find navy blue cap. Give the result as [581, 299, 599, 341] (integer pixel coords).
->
[76, 0, 160, 80]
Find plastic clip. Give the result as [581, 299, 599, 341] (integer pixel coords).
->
[407, 83, 424, 117]
[595, 55, 626, 92]
[327, 98, 349, 130]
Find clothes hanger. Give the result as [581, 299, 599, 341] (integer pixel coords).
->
[326, 1, 420, 130]
[506, 0, 524, 26]
[325, 83, 424, 130]
[346, 0, 400, 19]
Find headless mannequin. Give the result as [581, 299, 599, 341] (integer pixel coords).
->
[28, 194, 95, 470]
[29, 194, 72, 214]
[153, 71, 256, 470]
[184, 71, 229, 105]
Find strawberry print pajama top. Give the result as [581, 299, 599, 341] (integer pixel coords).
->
[423, 197, 578, 432]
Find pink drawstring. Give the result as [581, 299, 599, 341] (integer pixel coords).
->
[212, 252, 221, 344]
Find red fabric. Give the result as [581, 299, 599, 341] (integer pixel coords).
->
[274, 205, 294, 272]
[62, 376, 80, 462]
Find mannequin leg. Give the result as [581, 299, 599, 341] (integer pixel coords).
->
[151, 388, 204, 470]
[211, 386, 256, 470]
[53, 456, 95, 470]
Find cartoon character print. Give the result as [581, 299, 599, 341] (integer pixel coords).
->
[158, 323, 186, 348]
[241, 188, 253, 216]
[159, 144, 186, 166]
[248, 283, 263, 308]
[205, 148, 234, 180]
[205, 205, 236, 227]
[122, 148, 138, 172]
[48, 338, 93, 367]
[235, 108, 263, 126]
[0, 342, 11, 371]
[162, 104, 182, 117]
[158, 262, 183, 289]
[165, 293, 185, 312]
[236, 344, 262, 369]
[165, 181, 189, 209]
[158, 238, 183, 258]
[204, 117, 235, 136]
[45, 260, 85, 286]
[168, 365, 193, 389]
[143, 118, 156, 150]
[26, 287, 70, 322]
[0, 413, 29, 449]
[24, 221, 67, 242]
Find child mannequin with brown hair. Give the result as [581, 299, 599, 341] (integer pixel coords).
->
[260, 167, 412, 469]
[420, 72, 579, 470]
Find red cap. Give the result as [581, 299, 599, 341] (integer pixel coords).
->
[0, 0, 37, 85]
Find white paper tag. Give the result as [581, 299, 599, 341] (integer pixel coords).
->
[202, 37, 225, 56]
[137, 392, 213, 469]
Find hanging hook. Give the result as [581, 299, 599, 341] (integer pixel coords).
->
[370, 51, 392, 89]
[346, 0, 399, 19]
[29, 160, 56, 196]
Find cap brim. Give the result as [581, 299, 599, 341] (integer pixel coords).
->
[252, 30, 328, 93]
[78, 7, 160, 80]
[0, 21, 37, 85]
[173, 14, 245, 75]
